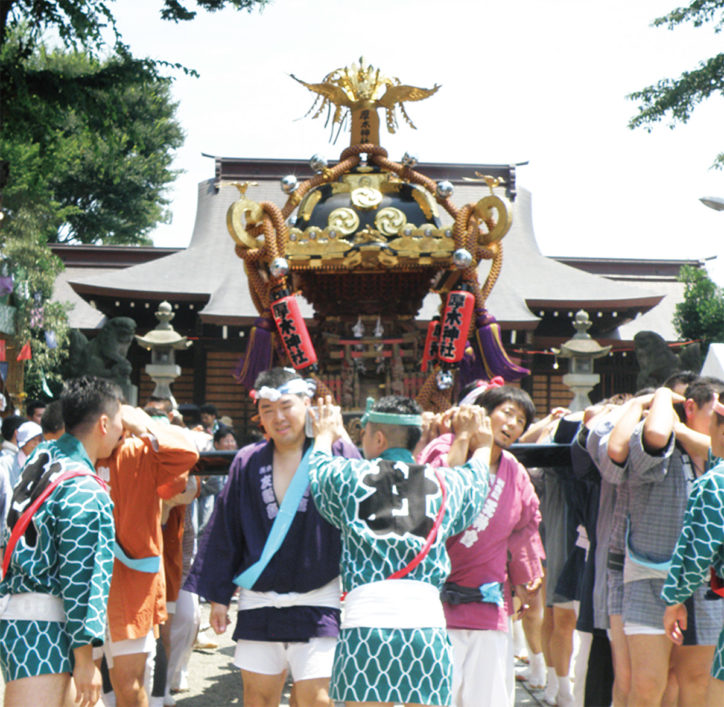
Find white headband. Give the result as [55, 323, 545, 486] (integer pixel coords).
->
[255, 378, 311, 402]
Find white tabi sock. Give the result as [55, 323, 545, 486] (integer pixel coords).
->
[542, 666, 558, 704]
[556, 674, 574, 707]
[512, 619, 528, 659]
[528, 652, 546, 685]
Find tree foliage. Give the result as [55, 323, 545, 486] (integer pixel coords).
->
[628, 1, 724, 167]
[0, 0, 266, 398]
[1, 36, 185, 244]
[0, 0, 267, 53]
[0, 209, 70, 400]
[674, 264, 724, 351]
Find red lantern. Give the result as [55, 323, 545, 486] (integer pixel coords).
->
[437, 289, 475, 364]
[270, 292, 318, 371]
[421, 317, 441, 373]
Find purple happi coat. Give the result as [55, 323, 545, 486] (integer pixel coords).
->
[184, 437, 360, 642]
[419, 433, 544, 631]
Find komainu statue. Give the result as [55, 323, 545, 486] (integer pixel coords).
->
[66, 317, 137, 403]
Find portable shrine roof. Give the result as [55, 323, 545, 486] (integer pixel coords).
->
[68, 158, 665, 331]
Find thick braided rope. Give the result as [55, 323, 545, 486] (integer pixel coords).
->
[241, 260, 269, 314]
[415, 368, 439, 411]
[311, 374, 336, 404]
[480, 243, 503, 304]
[260, 202, 289, 257]
[415, 367, 453, 413]
[280, 153, 362, 219]
[371, 152, 459, 221]
[453, 204, 473, 252]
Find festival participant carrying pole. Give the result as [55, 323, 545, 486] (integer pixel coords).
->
[308, 394, 493, 707]
[184, 367, 360, 707]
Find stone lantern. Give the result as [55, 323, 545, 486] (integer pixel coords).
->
[552, 309, 611, 412]
[135, 301, 191, 406]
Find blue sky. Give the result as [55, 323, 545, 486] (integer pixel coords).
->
[113, 0, 724, 280]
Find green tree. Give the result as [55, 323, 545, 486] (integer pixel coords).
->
[0, 0, 267, 52]
[674, 264, 724, 351]
[1, 38, 185, 244]
[629, 1, 724, 167]
[0, 0, 266, 397]
[0, 207, 69, 400]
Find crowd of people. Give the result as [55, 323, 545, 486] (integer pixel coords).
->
[0, 366, 723, 707]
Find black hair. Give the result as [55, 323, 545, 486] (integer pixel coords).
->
[61, 376, 121, 436]
[1, 415, 27, 442]
[368, 395, 422, 451]
[147, 396, 173, 414]
[213, 424, 237, 445]
[199, 403, 219, 417]
[457, 381, 485, 404]
[716, 390, 724, 424]
[26, 399, 46, 417]
[474, 385, 536, 430]
[663, 370, 699, 392]
[685, 377, 724, 409]
[40, 401, 64, 435]
[177, 403, 201, 428]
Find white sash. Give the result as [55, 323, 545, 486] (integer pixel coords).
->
[342, 579, 445, 629]
[0, 592, 65, 622]
[237, 576, 341, 611]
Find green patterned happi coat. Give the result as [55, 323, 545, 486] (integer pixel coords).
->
[661, 462, 724, 681]
[0, 434, 115, 681]
[309, 447, 488, 705]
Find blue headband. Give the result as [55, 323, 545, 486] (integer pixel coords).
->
[360, 397, 422, 428]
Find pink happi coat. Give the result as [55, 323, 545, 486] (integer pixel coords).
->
[418, 433, 544, 631]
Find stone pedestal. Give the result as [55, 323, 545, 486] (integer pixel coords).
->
[145, 363, 182, 407]
[562, 372, 600, 413]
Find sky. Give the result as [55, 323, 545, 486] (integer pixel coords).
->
[111, 0, 724, 280]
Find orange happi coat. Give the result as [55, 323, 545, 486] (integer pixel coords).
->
[98, 425, 199, 642]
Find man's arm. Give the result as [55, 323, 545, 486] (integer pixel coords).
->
[607, 395, 652, 465]
[56, 479, 115, 656]
[72, 644, 102, 707]
[518, 407, 570, 444]
[445, 405, 483, 467]
[444, 413, 494, 536]
[119, 406, 200, 498]
[642, 388, 678, 454]
[673, 421, 711, 462]
[311, 396, 342, 455]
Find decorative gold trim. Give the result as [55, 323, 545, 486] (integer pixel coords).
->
[350, 186, 383, 210]
[299, 190, 322, 221]
[474, 194, 512, 245]
[375, 207, 407, 236]
[286, 223, 457, 269]
[328, 207, 360, 235]
[226, 182, 264, 250]
[410, 186, 439, 219]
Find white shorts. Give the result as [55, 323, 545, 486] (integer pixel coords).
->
[623, 622, 666, 637]
[92, 629, 156, 667]
[449, 628, 513, 707]
[233, 636, 337, 682]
